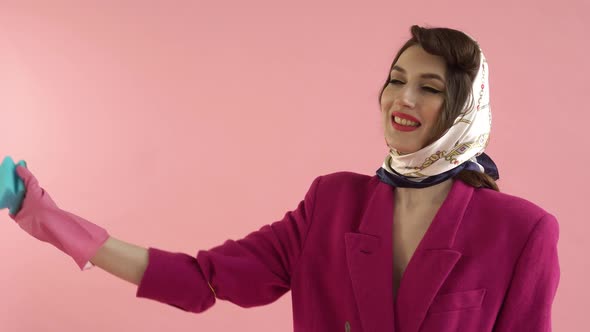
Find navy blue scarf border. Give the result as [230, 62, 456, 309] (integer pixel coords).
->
[376, 152, 499, 188]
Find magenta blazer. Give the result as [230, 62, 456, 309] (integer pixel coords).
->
[136, 172, 560, 331]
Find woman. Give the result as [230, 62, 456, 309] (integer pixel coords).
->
[3, 25, 559, 331]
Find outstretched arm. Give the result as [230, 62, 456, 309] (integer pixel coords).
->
[90, 236, 149, 286]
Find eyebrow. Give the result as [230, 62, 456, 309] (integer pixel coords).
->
[391, 65, 445, 84]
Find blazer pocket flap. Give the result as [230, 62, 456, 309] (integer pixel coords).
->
[428, 288, 486, 314]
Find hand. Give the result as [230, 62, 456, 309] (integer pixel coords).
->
[10, 165, 110, 270]
[9, 165, 59, 220]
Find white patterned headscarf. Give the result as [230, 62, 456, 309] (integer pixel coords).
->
[380, 47, 494, 184]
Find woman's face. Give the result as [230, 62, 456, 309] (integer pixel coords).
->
[381, 45, 447, 154]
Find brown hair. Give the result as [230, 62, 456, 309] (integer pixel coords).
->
[378, 25, 499, 192]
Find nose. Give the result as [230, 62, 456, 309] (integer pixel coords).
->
[395, 86, 416, 109]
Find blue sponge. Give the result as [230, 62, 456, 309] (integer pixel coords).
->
[0, 156, 27, 216]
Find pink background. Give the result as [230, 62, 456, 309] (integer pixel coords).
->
[1, 1, 587, 331]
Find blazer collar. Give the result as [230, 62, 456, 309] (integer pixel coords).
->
[344, 177, 474, 332]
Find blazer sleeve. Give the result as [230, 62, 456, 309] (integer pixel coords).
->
[493, 213, 561, 332]
[136, 175, 322, 313]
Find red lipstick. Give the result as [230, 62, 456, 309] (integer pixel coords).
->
[391, 112, 421, 132]
[392, 112, 421, 124]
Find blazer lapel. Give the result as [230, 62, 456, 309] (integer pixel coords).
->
[345, 178, 474, 332]
[345, 179, 395, 332]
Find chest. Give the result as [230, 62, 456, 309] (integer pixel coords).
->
[392, 206, 439, 298]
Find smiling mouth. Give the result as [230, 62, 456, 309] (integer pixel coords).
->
[392, 115, 421, 127]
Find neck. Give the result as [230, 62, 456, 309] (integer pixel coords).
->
[394, 178, 454, 210]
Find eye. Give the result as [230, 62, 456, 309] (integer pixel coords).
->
[389, 79, 442, 94]
[389, 79, 442, 93]
[423, 87, 442, 94]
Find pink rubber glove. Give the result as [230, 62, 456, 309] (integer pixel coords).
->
[9, 165, 110, 271]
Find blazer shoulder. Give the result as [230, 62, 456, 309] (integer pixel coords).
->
[470, 186, 559, 230]
[313, 170, 376, 192]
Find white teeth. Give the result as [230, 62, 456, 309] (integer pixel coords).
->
[394, 116, 419, 127]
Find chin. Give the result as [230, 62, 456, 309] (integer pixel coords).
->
[387, 135, 426, 154]
[395, 148, 418, 155]
[388, 144, 420, 155]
